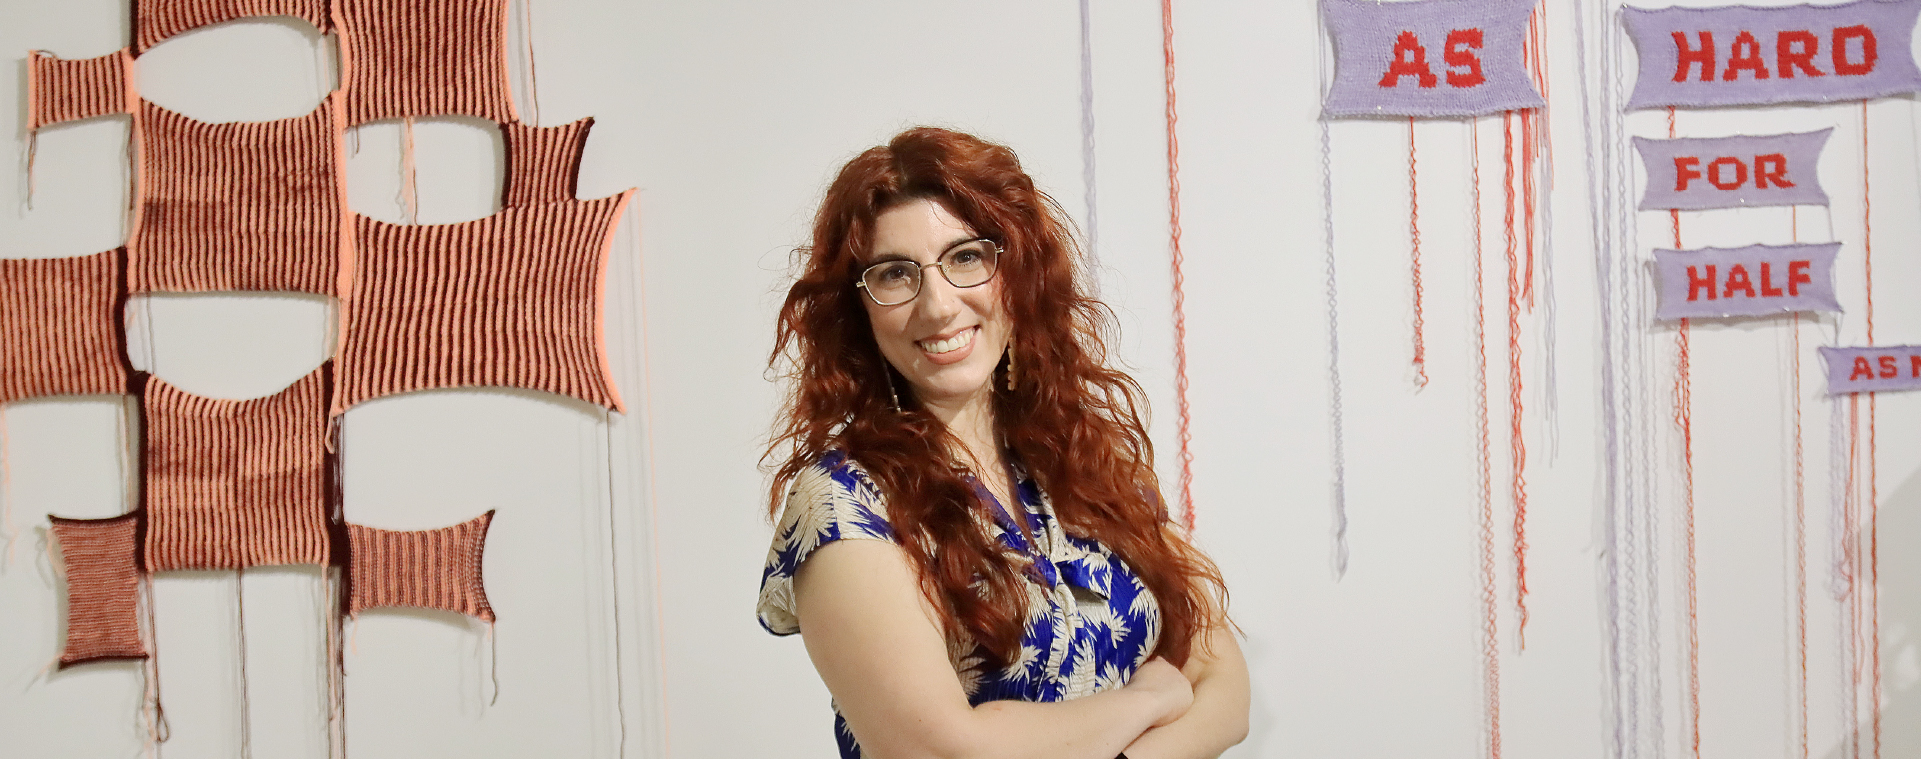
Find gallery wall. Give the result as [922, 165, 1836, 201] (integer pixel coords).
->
[1, 1, 1917, 757]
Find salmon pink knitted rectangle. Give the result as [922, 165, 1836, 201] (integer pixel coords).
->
[26, 49, 133, 131]
[129, 96, 344, 295]
[142, 369, 332, 571]
[346, 511, 496, 622]
[334, 0, 518, 125]
[501, 118, 594, 207]
[0, 250, 130, 406]
[333, 192, 632, 414]
[133, 0, 332, 54]
[50, 513, 148, 668]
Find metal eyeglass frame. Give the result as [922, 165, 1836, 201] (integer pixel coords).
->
[853, 238, 1002, 307]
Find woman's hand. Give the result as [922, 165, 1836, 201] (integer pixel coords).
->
[1127, 657, 1195, 728]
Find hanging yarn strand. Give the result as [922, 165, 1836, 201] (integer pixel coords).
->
[519, 0, 542, 126]
[601, 409, 629, 758]
[1408, 117, 1429, 389]
[1077, 0, 1100, 291]
[1502, 110, 1530, 646]
[1315, 2, 1349, 578]
[401, 117, 419, 224]
[1858, 99, 1881, 759]
[1670, 105, 1702, 759]
[1470, 117, 1501, 759]
[1793, 308, 1810, 759]
[1160, 0, 1196, 530]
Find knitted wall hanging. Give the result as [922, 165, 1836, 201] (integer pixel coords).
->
[0, 249, 130, 406]
[332, 0, 519, 126]
[1652, 243, 1840, 320]
[140, 367, 333, 572]
[331, 191, 633, 416]
[345, 510, 496, 623]
[1633, 129, 1832, 210]
[1321, 0, 1545, 118]
[48, 513, 150, 667]
[129, 95, 346, 295]
[1623, 0, 1921, 110]
[24, 49, 134, 132]
[500, 117, 594, 208]
[131, 0, 333, 54]
[1319, 0, 1553, 645]
[1821, 346, 1921, 394]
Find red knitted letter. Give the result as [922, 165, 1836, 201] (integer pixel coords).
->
[1379, 31, 1439, 88]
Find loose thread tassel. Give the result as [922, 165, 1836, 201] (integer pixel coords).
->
[401, 118, 419, 224]
[1407, 116, 1428, 389]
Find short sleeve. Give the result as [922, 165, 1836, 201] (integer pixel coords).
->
[756, 454, 896, 635]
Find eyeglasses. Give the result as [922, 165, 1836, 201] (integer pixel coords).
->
[854, 238, 1001, 307]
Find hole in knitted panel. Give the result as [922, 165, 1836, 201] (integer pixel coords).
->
[344, 116, 505, 225]
[137, 18, 336, 123]
[131, 293, 333, 398]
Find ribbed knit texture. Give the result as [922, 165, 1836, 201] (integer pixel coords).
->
[500, 118, 594, 208]
[333, 191, 633, 415]
[25, 49, 133, 131]
[50, 513, 148, 668]
[346, 510, 495, 622]
[0, 250, 130, 406]
[142, 368, 332, 572]
[334, 0, 518, 126]
[129, 95, 343, 295]
[133, 0, 333, 54]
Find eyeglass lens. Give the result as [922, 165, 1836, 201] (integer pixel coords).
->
[861, 240, 998, 306]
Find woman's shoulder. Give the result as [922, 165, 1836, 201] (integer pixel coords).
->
[781, 450, 894, 540]
[758, 451, 897, 636]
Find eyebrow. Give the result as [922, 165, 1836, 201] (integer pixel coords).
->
[866, 235, 981, 265]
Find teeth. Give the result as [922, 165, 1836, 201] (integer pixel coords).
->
[919, 327, 975, 355]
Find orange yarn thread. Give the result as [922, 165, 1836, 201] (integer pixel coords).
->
[1860, 100, 1881, 759]
[1668, 107, 1702, 759]
[1502, 110, 1529, 645]
[1471, 118, 1501, 759]
[1408, 117, 1429, 388]
[1160, 0, 1196, 529]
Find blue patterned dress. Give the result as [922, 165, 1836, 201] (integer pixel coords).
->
[757, 452, 1163, 758]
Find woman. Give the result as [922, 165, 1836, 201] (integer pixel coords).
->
[759, 127, 1248, 759]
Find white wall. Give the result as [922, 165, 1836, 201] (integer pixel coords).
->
[1, 1, 1917, 757]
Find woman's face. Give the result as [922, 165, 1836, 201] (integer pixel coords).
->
[861, 198, 1010, 411]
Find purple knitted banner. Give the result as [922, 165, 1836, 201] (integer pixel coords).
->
[1624, 0, 1921, 109]
[1820, 345, 1921, 393]
[1653, 243, 1840, 320]
[1321, 0, 1545, 118]
[1634, 129, 1832, 210]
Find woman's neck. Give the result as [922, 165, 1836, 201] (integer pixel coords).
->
[919, 387, 1003, 477]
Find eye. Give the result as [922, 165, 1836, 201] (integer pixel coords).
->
[873, 262, 916, 284]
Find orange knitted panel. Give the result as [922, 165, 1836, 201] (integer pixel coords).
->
[142, 368, 332, 572]
[0, 250, 130, 406]
[334, 0, 518, 126]
[333, 191, 633, 415]
[49, 513, 148, 668]
[500, 118, 594, 208]
[129, 96, 343, 295]
[25, 49, 133, 132]
[346, 510, 495, 623]
[133, 0, 332, 54]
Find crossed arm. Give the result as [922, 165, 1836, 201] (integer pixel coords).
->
[793, 538, 1248, 759]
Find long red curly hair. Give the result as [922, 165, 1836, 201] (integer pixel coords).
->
[766, 127, 1225, 668]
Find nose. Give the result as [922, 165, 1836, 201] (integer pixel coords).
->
[913, 263, 963, 322]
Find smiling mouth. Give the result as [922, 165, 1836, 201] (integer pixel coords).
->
[917, 327, 977, 355]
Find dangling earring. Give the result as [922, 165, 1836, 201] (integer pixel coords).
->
[884, 366, 903, 413]
[1004, 344, 1017, 391]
